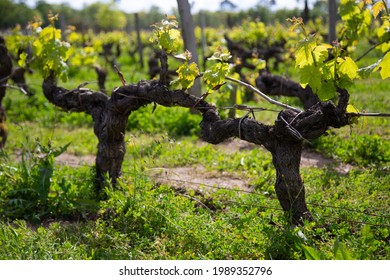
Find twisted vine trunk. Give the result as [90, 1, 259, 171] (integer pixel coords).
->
[272, 141, 312, 224]
[42, 66, 350, 225]
[43, 75, 148, 187]
[0, 38, 13, 149]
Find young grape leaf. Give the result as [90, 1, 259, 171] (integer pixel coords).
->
[208, 46, 232, 62]
[317, 81, 337, 100]
[203, 62, 231, 93]
[375, 52, 390, 79]
[295, 38, 317, 68]
[172, 61, 200, 89]
[312, 44, 333, 64]
[295, 36, 331, 68]
[372, 1, 386, 18]
[17, 52, 28, 68]
[346, 104, 360, 124]
[338, 57, 359, 80]
[299, 65, 322, 92]
[159, 29, 181, 53]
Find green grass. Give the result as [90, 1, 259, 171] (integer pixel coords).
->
[0, 44, 389, 260]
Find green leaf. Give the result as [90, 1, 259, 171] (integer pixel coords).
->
[333, 239, 353, 260]
[32, 24, 70, 81]
[173, 61, 200, 89]
[338, 57, 359, 80]
[312, 43, 333, 64]
[203, 62, 231, 92]
[299, 65, 322, 92]
[208, 47, 232, 62]
[372, 1, 386, 18]
[295, 34, 331, 69]
[375, 52, 390, 79]
[299, 244, 322, 260]
[17, 52, 28, 68]
[159, 30, 180, 53]
[295, 38, 317, 68]
[317, 81, 337, 100]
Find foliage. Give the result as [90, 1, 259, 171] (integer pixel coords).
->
[4, 25, 34, 62]
[151, 16, 182, 54]
[93, 1, 127, 31]
[312, 133, 390, 166]
[203, 47, 232, 93]
[0, 0, 36, 29]
[28, 14, 71, 82]
[171, 50, 200, 90]
[289, 1, 390, 100]
[289, 17, 356, 100]
[0, 138, 96, 223]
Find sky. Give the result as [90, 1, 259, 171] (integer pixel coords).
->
[24, 0, 306, 13]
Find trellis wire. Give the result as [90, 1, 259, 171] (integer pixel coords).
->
[122, 170, 390, 226]
[1, 153, 388, 228]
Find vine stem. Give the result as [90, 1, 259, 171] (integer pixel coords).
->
[347, 112, 390, 117]
[225, 76, 302, 113]
[0, 84, 28, 95]
[355, 41, 387, 62]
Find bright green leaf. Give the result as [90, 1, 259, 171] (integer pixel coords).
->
[299, 244, 322, 260]
[295, 39, 316, 68]
[372, 1, 386, 18]
[17, 52, 28, 68]
[299, 65, 322, 92]
[333, 239, 354, 260]
[338, 57, 359, 80]
[203, 62, 231, 92]
[312, 43, 332, 64]
[317, 81, 337, 100]
[174, 61, 200, 89]
[375, 52, 390, 79]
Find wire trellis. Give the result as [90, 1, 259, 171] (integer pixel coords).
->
[1, 91, 389, 229]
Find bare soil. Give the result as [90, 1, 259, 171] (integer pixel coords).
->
[53, 138, 353, 193]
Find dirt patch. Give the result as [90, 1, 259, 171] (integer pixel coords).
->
[55, 153, 95, 167]
[301, 150, 353, 174]
[148, 139, 353, 193]
[11, 150, 95, 167]
[147, 165, 251, 194]
[213, 139, 257, 153]
[215, 138, 353, 174]
[52, 139, 352, 194]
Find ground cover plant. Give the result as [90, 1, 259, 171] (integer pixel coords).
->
[0, 1, 389, 260]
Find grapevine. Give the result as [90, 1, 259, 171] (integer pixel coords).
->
[30, 13, 71, 82]
[1, 1, 389, 226]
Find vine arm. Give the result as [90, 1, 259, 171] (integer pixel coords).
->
[225, 76, 302, 113]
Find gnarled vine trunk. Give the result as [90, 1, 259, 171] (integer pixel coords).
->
[271, 141, 312, 224]
[42, 66, 351, 225]
[0, 38, 13, 149]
